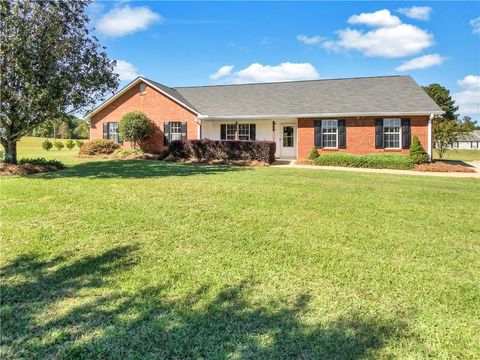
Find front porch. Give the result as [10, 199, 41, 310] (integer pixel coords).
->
[200, 119, 298, 159]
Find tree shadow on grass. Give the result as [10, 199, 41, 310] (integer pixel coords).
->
[35, 160, 248, 180]
[1, 248, 409, 359]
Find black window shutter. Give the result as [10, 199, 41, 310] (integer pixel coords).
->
[164, 122, 170, 145]
[375, 118, 384, 149]
[338, 119, 346, 149]
[401, 118, 411, 149]
[249, 124, 256, 140]
[314, 120, 322, 148]
[181, 122, 187, 140]
[220, 124, 226, 140]
[103, 122, 109, 139]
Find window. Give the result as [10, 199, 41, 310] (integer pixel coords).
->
[139, 83, 146, 94]
[170, 122, 182, 141]
[221, 123, 256, 140]
[322, 120, 338, 148]
[383, 118, 401, 148]
[108, 122, 119, 143]
[226, 124, 236, 140]
[283, 126, 294, 147]
[238, 124, 250, 140]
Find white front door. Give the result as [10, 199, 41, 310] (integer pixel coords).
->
[280, 124, 296, 158]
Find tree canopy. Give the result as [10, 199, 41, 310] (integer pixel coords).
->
[119, 112, 154, 149]
[423, 83, 474, 158]
[422, 84, 459, 121]
[0, 0, 118, 162]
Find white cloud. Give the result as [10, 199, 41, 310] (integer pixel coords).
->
[115, 60, 139, 81]
[348, 9, 401, 27]
[457, 75, 480, 89]
[470, 17, 480, 34]
[323, 24, 433, 58]
[224, 62, 319, 84]
[454, 75, 480, 114]
[395, 54, 445, 71]
[297, 34, 324, 45]
[397, 6, 432, 21]
[97, 5, 162, 37]
[210, 65, 234, 80]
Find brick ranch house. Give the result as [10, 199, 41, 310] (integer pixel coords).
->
[86, 75, 443, 160]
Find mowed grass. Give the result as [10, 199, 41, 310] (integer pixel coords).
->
[434, 149, 480, 161]
[16, 136, 88, 165]
[1, 138, 479, 359]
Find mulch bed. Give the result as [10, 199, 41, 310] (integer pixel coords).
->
[415, 161, 476, 173]
[165, 157, 269, 166]
[0, 163, 60, 176]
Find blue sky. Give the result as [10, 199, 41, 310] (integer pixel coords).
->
[88, 1, 480, 121]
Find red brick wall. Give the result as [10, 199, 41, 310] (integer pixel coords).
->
[298, 116, 429, 159]
[90, 82, 198, 152]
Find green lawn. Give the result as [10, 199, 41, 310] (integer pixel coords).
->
[16, 136, 89, 165]
[1, 138, 479, 359]
[434, 149, 480, 162]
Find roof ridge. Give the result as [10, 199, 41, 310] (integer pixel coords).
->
[173, 75, 407, 89]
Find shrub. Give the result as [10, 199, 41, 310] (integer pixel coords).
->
[313, 153, 414, 170]
[308, 146, 319, 160]
[53, 141, 64, 151]
[65, 139, 75, 150]
[78, 139, 119, 155]
[76, 140, 85, 148]
[18, 157, 65, 169]
[119, 111, 154, 149]
[409, 136, 429, 164]
[42, 139, 53, 151]
[115, 148, 143, 156]
[168, 139, 276, 164]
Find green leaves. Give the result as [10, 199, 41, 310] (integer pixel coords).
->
[119, 111, 154, 149]
[1, 0, 119, 162]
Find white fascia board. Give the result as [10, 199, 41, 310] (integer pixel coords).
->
[199, 110, 444, 121]
[84, 77, 200, 120]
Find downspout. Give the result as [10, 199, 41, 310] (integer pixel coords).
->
[196, 118, 202, 139]
[428, 114, 434, 162]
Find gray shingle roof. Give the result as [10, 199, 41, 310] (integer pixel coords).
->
[457, 130, 480, 142]
[170, 75, 443, 118]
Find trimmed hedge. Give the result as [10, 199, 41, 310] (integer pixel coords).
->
[79, 139, 120, 155]
[18, 157, 65, 169]
[168, 139, 276, 164]
[313, 153, 414, 170]
[409, 136, 429, 164]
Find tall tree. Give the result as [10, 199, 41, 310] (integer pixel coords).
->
[0, 0, 118, 163]
[422, 84, 459, 121]
[423, 83, 473, 158]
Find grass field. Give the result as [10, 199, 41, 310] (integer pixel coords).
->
[434, 149, 480, 161]
[15, 137, 88, 165]
[1, 138, 479, 359]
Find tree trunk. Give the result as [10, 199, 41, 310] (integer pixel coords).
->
[4, 140, 17, 164]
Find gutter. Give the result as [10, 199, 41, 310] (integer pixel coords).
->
[199, 111, 444, 121]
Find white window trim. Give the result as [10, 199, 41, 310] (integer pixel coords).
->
[322, 119, 338, 149]
[383, 118, 402, 150]
[226, 123, 236, 140]
[170, 121, 182, 141]
[108, 122, 120, 143]
[238, 123, 250, 141]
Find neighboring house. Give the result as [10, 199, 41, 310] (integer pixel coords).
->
[86, 75, 443, 160]
[451, 130, 480, 149]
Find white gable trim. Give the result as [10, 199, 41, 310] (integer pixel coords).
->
[84, 77, 200, 119]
